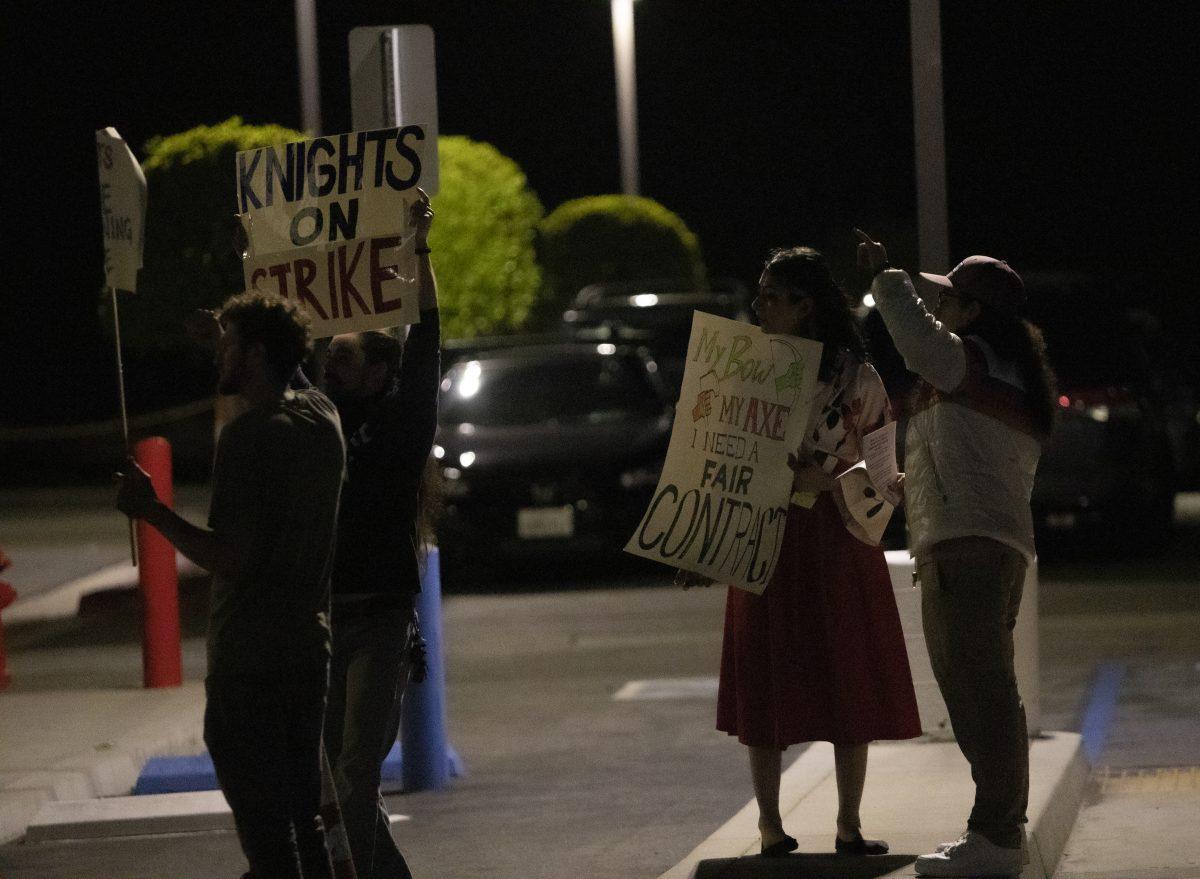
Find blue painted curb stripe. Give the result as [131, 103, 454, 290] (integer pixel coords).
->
[1079, 660, 1125, 765]
[134, 743, 464, 795]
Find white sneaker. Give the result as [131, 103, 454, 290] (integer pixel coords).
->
[935, 832, 967, 853]
[937, 827, 1026, 857]
[915, 831, 1022, 877]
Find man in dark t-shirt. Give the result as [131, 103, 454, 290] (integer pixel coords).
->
[118, 291, 345, 879]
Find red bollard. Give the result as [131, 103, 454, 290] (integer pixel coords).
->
[135, 437, 182, 688]
[1, 548, 16, 691]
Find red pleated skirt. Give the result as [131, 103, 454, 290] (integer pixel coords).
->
[716, 493, 922, 748]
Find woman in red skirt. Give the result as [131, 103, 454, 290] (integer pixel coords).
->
[714, 247, 921, 856]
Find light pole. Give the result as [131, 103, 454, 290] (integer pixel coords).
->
[295, 0, 323, 136]
[909, 0, 949, 272]
[611, 0, 640, 196]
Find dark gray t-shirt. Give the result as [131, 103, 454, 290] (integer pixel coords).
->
[206, 388, 345, 679]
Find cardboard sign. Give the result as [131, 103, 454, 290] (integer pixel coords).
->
[96, 128, 147, 293]
[625, 312, 823, 593]
[236, 125, 433, 337]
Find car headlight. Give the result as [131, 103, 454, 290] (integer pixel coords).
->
[619, 466, 661, 489]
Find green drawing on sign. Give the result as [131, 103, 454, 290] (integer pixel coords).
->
[775, 358, 805, 396]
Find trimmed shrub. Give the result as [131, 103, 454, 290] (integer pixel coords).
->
[537, 195, 706, 315]
[107, 117, 306, 358]
[428, 136, 545, 339]
[108, 123, 545, 361]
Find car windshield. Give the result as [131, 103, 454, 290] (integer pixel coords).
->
[439, 352, 662, 427]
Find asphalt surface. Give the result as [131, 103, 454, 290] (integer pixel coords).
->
[1, 491, 1198, 878]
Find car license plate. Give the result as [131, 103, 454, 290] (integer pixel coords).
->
[517, 505, 575, 539]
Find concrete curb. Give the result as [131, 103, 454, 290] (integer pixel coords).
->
[658, 732, 1086, 879]
[0, 684, 205, 844]
[25, 791, 233, 842]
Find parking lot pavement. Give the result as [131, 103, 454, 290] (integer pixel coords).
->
[2, 493, 1198, 878]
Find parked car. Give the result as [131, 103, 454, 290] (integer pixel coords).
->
[1025, 273, 1179, 550]
[433, 341, 674, 583]
[561, 277, 752, 391]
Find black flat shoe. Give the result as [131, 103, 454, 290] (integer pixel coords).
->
[835, 832, 889, 855]
[761, 835, 798, 857]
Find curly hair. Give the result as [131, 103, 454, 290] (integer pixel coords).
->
[218, 291, 312, 384]
[763, 246, 866, 380]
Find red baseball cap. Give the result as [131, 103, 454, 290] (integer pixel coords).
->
[919, 255, 1026, 316]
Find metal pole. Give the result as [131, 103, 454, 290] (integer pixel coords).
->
[611, 0, 641, 196]
[295, 0, 323, 136]
[909, 0, 949, 272]
[110, 286, 138, 567]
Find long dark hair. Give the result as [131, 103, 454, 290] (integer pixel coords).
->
[763, 246, 866, 380]
[963, 306, 1058, 438]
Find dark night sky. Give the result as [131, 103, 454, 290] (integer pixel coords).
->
[2, 1, 1196, 426]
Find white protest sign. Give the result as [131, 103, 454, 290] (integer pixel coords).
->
[625, 312, 823, 594]
[236, 126, 433, 337]
[96, 128, 147, 293]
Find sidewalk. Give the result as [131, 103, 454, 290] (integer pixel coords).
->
[0, 683, 206, 844]
[659, 735, 1086, 879]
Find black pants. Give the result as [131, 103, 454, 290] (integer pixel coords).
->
[205, 668, 334, 879]
[324, 595, 415, 879]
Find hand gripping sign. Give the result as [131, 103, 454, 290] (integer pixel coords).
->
[625, 312, 823, 594]
[236, 125, 434, 337]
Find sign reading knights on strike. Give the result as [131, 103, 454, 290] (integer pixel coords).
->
[624, 312, 823, 594]
[236, 125, 433, 337]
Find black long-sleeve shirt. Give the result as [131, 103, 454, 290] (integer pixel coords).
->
[330, 309, 440, 597]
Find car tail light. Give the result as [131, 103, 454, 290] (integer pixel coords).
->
[1057, 387, 1138, 423]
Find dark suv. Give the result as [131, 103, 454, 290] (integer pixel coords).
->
[434, 341, 674, 583]
[561, 277, 752, 391]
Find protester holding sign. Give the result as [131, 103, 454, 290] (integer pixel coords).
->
[319, 189, 439, 879]
[713, 247, 920, 857]
[856, 230, 1055, 877]
[117, 292, 345, 879]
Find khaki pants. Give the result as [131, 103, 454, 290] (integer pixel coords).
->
[918, 536, 1028, 849]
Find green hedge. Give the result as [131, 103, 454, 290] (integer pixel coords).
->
[428, 136, 545, 339]
[105, 121, 547, 354]
[536, 195, 706, 316]
[107, 117, 306, 357]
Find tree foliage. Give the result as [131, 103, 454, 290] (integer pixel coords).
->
[428, 135, 545, 339]
[107, 121, 546, 354]
[536, 195, 706, 314]
[108, 117, 305, 357]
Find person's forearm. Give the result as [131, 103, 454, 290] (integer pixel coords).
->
[142, 502, 237, 578]
[416, 251, 438, 312]
[872, 269, 966, 392]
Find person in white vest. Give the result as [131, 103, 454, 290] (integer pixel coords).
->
[855, 230, 1057, 877]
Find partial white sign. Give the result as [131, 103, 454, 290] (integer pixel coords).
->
[861, 420, 901, 507]
[96, 128, 147, 293]
[348, 24, 440, 194]
[625, 312, 823, 594]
